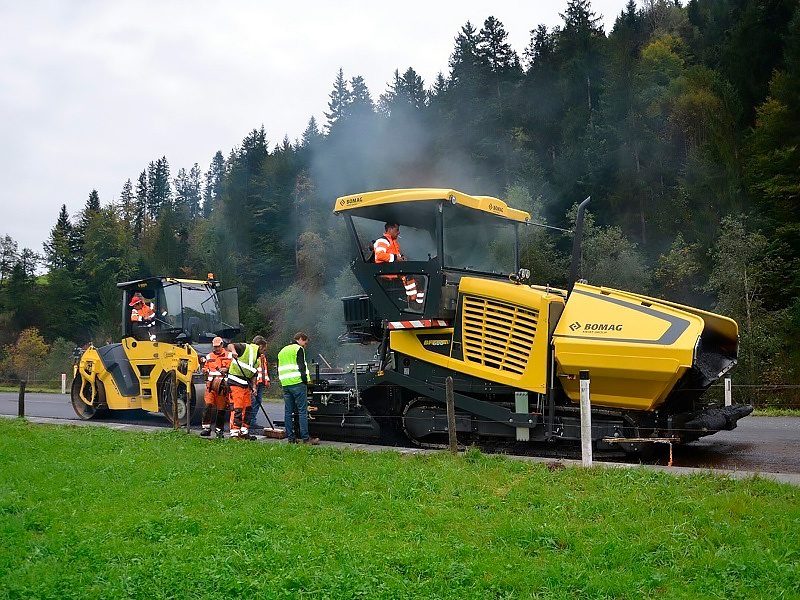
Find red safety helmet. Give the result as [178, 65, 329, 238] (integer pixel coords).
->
[129, 295, 144, 307]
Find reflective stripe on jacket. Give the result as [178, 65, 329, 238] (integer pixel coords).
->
[256, 354, 270, 385]
[277, 343, 308, 386]
[228, 343, 259, 386]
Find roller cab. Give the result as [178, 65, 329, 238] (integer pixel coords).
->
[71, 275, 242, 426]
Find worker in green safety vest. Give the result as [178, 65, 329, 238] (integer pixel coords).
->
[227, 339, 265, 440]
[277, 331, 320, 445]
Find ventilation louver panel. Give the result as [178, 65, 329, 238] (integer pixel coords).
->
[462, 295, 538, 375]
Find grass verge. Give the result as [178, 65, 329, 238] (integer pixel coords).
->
[0, 385, 62, 394]
[753, 408, 800, 417]
[0, 419, 798, 599]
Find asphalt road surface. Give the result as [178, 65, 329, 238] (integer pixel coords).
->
[668, 415, 800, 474]
[0, 391, 285, 429]
[2, 392, 798, 474]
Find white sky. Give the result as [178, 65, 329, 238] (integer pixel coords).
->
[0, 0, 629, 255]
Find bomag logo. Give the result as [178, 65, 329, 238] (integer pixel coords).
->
[423, 339, 450, 346]
[582, 323, 623, 332]
[487, 202, 505, 214]
[339, 196, 363, 207]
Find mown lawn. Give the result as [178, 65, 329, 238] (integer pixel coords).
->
[0, 419, 798, 599]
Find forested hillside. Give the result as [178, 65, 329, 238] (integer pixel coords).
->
[1, 0, 798, 405]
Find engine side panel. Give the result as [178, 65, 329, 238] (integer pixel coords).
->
[389, 277, 563, 394]
[552, 283, 707, 411]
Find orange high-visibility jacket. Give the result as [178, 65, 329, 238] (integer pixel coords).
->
[130, 302, 155, 322]
[203, 350, 232, 382]
[255, 354, 270, 385]
[373, 234, 402, 263]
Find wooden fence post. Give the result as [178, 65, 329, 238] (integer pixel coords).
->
[18, 381, 26, 417]
[446, 376, 457, 454]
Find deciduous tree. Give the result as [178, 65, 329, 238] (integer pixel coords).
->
[6, 327, 48, 382]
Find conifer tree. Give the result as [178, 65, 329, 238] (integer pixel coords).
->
[378, 68, 425, 115]
[118, 179, 136, 230]
[134, 170, 147, 236]
[43, 205, 74, 271]
[325, 68, 350, 131]
[0, 235, 18, 283]
[449, 21, 481, 90]
[348, 75, 375, 120]
[477, 16, 519, 74]
[146, 157, 172, 219]
[300, 117, 322, 149]
[74, 190, 101, 257]
[203, 151, 225, 217]
[174, 164, 202, 222]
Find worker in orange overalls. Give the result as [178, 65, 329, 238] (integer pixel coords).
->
[129, 293, 157, 340]
[200, 336, 232, 438]
[226, 338, 265, 440]
[373, 222, 424, 305]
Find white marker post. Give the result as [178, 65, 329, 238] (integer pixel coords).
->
[724, 377, 732, 407]
[61, 373, 66, 394]
[579, 370, 592, 467]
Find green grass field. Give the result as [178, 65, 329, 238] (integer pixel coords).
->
[0, 419, 798, 599]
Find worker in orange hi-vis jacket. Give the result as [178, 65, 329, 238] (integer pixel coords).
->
[200, 336, 232, 439]
[129, 293, 157, 340]
[248, 335, 270, 433]
[226, 338, 265, 440]
[373, 222, 424, 305]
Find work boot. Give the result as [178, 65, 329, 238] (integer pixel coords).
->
[302, 437, 321, 445]
[199, 427, 212, 437]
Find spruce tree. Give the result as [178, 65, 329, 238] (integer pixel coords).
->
[134, 170, 147, 236]
[146, 157, 172, 219]
[0, 235, 19, 283]
[43, 205, 74, 271]
[202, 151, 225, 217]
[300, 117, 322, 149]
[324, 68, 351, 131]
[348, 75, 375, 120]
[118, 179, 136, 230]
[74, 190, 101, 258]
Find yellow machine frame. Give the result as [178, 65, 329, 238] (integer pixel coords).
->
[73, 338, 198, 415]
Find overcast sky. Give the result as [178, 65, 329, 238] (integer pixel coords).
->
[0, 0, 629, 256]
